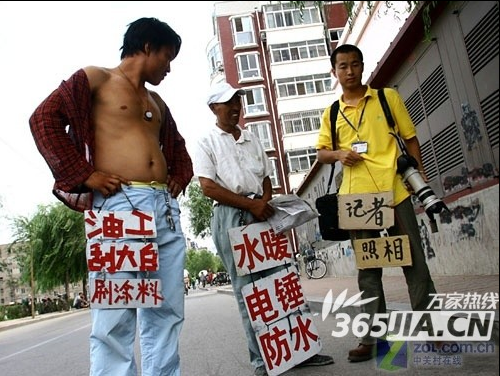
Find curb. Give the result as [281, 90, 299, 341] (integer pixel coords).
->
[0, 309, 88, 332]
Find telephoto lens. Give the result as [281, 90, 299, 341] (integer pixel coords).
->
[401, 167, 444, 213]
[397, 154, 449, 215]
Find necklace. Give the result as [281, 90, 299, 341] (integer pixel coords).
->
[117, 66, 153, 122]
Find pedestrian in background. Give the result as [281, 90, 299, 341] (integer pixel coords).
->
[316, 44, 438, 362]
[193, 82, 334, 376]
[29, 17, 192, 375]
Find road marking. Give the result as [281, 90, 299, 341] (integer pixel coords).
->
[0, 323, 91, 362]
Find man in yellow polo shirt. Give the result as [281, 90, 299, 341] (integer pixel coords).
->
[316, 44, 438, 362]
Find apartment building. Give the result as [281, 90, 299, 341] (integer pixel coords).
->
[206, 1, 348, 193]
[294, 1, 499, 277]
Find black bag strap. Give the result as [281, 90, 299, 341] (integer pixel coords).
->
[326, 100, 340, 194]
[325, 89, 393, 193]
[377, 88, 395, 128]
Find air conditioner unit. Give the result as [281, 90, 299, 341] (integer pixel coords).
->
[215, 61, 224, 72]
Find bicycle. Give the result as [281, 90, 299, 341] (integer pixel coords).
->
[304, 249, 327, 279]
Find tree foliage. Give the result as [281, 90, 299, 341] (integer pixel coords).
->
[10, 203, 87, 299]
[182, 182, 213, 238]
[184, 248, 225, 278]
[290, 1, 437, 40]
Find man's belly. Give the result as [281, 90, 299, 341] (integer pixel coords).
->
[94, 151, 168, 183]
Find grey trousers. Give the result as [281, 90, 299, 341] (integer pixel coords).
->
[351, 197, 437, 345]
[211, 205, 282, 370]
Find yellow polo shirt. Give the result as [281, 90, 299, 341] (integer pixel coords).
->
[316, 86, 416, 206]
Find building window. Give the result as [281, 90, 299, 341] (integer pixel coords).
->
[231, 16, 255, 46]
[268, 158, 281, 188]
[208, 43, 223, 75]
[287, 147, 317, 172]
[270, 39, 328, 63]
[276, 73, 332, 98]
[328, 28, 343, 43]
[243, 87, 266, 115]
[282, 109, 322, 134]
[236, 53, 261, 80]
[264, 2, 321, 29]
[246, 121, 273, 150]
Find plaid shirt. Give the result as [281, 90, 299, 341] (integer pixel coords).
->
[29, 69, 193, 212]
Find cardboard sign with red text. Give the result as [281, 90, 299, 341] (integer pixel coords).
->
[89, 278, 163, 308]
[228, 222, 293, 276]
[255, 311, 321, 376]
[86, 241, 159, 272]
[241, 267, 322, 375]
[241, 266, 307, 330]
[84, 210, 157, 240]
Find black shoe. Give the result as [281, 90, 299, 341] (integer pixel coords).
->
[348, 343, 375, 362]
[295, 353, 334, 367]
[254, 365, 268, 376]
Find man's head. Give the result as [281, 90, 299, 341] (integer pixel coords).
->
[330, 44, 363, 67]
[207, 82, 246, 126]
[330, 44, 364, 89]
[120, 17, 181, 59]
[207, 82, 246, 106]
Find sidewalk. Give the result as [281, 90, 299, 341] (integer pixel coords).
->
[299, 273, 499, 344]
[2, 274, 498, 340]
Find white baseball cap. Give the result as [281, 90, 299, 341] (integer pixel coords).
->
[207, 82, 246, 106]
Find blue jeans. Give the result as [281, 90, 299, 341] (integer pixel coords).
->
[89, 185, 186, 376]
[211, 205, 282, 370]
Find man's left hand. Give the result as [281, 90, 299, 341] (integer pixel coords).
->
[166, 176, 182, 198]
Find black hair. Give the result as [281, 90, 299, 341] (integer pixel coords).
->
[330, 44, 363, 67]
[120, 17, 182, 59]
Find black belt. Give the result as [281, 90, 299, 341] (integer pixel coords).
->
[213, 193, 262, 208]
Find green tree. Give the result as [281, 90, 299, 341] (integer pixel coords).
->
[185, 248, 223, 277]
[10, 203, 87, 304]
[182, 182, 213, 238]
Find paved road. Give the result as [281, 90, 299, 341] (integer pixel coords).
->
[0, 286, 498, 375]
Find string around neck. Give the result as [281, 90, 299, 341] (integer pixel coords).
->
[117, 66, 153, 122]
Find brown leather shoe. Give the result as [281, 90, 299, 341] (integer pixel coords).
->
[348, 343, 375, 362]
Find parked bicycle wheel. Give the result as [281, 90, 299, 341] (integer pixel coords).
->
[305, 258, 327, 279]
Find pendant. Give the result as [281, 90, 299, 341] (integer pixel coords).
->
[144, 110, 153, 121]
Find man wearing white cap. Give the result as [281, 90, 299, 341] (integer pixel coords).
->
[193, 82, 334, 376]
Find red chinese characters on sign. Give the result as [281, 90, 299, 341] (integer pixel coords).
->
[244, 269, 305, 326]
[257, 311, 321, 376]
[84, 210, 157, 240]
[242, 267, 321, 376]
[86, 242, 159, 272]
[89, 278, 164, 308]
[229, 222, 293, 275]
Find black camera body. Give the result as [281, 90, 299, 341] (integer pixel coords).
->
[397, 154, 449, 232]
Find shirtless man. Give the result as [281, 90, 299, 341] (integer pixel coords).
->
[29, 17, 192, 375]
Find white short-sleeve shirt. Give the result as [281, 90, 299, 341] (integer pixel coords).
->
[193, 125, 272, 197]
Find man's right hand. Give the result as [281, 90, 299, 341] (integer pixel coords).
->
[248, 198, 275, 222]
[337, 149, 364, 167]
[84, 171, 130, 197]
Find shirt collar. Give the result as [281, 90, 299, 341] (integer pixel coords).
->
[212, 124, 251, 142]
[339, 85, 376, 111]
